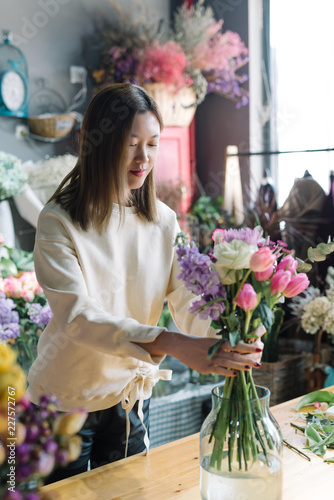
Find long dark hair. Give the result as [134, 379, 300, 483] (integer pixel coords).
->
[49, 84, 163, 231]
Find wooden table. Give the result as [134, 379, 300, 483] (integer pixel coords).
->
[41, 387, 334, 500]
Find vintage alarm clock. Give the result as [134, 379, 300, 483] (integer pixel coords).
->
[0, 31, 29, 118]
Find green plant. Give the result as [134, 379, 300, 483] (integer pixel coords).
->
[188, 195, 234, 253]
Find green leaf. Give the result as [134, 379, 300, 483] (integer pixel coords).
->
[308, 247, 326, 262]
[305, 424, 334, 456]
[207, 339, 227, 359]
[296, 258, 313, 273]
[210, 320, 222, 330]
[0, 257, 18, 277]
[229, 330, 240, 347]
[304, 425, 327, 456]
[5, 246, 34, 271]
[252, 302, 275, 335]
[307, 242, 334, 263]
[296, 390, 334, 411]
[228, 312, 239, 330]
[317, 243, 333, 255]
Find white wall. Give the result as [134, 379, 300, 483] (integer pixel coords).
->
[0, 0, 169, 162]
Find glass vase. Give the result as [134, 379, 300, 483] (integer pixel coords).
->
[199, 383, 283, 500]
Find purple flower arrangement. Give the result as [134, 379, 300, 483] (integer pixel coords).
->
[0, 393, 87, 500]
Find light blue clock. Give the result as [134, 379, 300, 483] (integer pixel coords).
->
[0, 31, 29, 118]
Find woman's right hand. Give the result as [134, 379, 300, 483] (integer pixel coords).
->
[133, 325, 265, 377]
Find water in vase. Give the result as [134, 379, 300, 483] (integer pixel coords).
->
[200, 454, 282, 500]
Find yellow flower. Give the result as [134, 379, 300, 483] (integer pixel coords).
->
[53, 411, 87, 436]
[0, 441, 5, 465]
[0, 410, 7, 434]
[65, 435, 83, 462]
[0, 343, 18, 373]
[0, 364, 26, 406]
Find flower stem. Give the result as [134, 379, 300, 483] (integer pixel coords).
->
[244, 310, 252, 336]
[232, 269, 252, 311]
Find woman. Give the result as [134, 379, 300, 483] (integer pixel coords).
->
[27, 84, 264, 482]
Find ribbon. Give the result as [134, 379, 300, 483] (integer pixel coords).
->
[120, 365, 171, 457]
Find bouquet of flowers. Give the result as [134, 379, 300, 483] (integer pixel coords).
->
[89, 0, 249, 107]
[0, 151, 27, 202]
[175, 227, 332, 471]
[0, 237, 52, 371]
[0, 344, 87, 500]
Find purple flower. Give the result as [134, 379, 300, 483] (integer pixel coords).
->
[176, 244, 218, 295]
[16, 463, 34, 481]
[176, 243, 226, 321]
[4, 491, 24, 500]
[16, 442, 31, 463]
[35, 451, 55, 476]
[25, 423, 41, 443]
[25, 493, 41, 500]
[0, 292, 20, 340]
[189, 295, 226, 321]
[27, 302, 53, 328]
[212, 227, 265, 247]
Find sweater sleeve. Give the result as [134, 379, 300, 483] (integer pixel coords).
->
[33, 210, 167, 365]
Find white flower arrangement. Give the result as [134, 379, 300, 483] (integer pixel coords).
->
[301, 296, 332, 334]
[0, 151, 27, 201]
[290, 267, 334, 336]
[24, 154, 77, 188]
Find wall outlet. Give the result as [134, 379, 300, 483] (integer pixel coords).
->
[70, 66, 87, 84]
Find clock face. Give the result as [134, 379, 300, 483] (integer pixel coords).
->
[1, 71, 26, 111]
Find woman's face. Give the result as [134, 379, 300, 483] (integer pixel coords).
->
[125, 111, 160, 197]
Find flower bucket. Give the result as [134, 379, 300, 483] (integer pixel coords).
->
[143, 83, 196, 127]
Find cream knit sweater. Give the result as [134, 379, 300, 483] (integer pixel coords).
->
[27, 200, 211, 413]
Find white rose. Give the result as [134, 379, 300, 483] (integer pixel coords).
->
[213, 266, 241, 285]
[214, 240, 258, 270]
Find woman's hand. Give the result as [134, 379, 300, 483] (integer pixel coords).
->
[133, 325, 265, 377]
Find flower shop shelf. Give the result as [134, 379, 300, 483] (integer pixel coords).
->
[41, 386, 334, 500]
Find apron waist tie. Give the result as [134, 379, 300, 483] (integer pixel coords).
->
[121, 367, 171, 458]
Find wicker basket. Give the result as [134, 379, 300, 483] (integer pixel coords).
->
[252, 350, 308, 405]
[143, 83, 197, 127]
[28, 113, 76, 139]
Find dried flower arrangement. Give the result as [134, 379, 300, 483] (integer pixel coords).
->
[89, 0, 249, 108]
